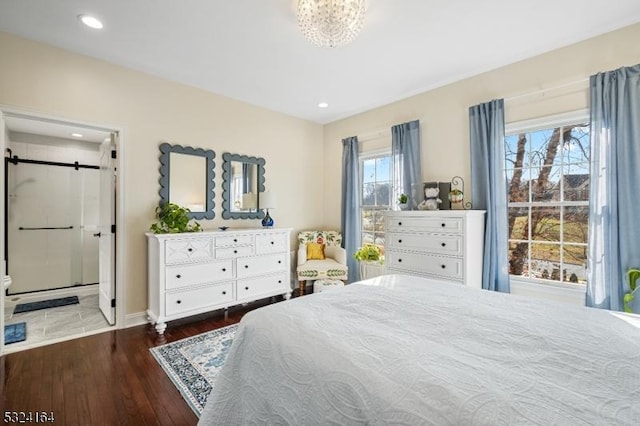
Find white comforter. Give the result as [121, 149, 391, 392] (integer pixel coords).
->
[199, 274, 640, 425]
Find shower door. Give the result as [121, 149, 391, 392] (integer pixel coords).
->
[7, 161, 99, 294]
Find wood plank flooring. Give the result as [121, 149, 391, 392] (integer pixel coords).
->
[0, 298, 278, 425]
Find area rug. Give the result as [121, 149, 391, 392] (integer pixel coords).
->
[150, 324, 238, 416]
[14, 296, 79, 314]
[4, 322, 26, 344]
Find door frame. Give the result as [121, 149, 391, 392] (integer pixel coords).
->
[0, 106, 126, 354]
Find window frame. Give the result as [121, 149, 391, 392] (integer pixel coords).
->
[358, 148, 392, 250]
[504, 110, 590, 290]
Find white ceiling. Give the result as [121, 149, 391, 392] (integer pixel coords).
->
[1, 0, 640, 124]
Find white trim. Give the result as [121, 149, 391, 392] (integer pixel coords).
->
[504, 78, 589, 103]
[2, 326, 114, 354]
[0, 106, 127, 355]
[125, 311, 150, 328]
[505, 109, 589, 134]
[359, 147, 391, 159]
[510, 277, 586, 306]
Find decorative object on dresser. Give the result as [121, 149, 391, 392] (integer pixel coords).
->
[423, 181, 451, 210]
[384, 210, 485, 288]
[449, 176, 472, 209]
[258, 191, 277, 227]
[296, 231, 348, 296]
[149, 203, 202, 234]
[397, 193, 409, 210]
[417, 187, 442, 210]
[147, 228, 292, 334]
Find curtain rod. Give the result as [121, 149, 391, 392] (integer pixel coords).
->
[504, 77, 589, 103]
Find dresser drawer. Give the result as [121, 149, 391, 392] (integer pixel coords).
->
[165, 260, 233, 290]
[386, 216, 463, 233]
[387, 233, 462, 255]
[216, 234, 253, 247]
[237, 273, 289, 301]
[385, 251, 463, 280]
[165, 282, 233, 316]
[237, 253, 287, 278]
[165, 238, 214, 264]
[216, 245, 254, 258]
[255, 232, 288, 254]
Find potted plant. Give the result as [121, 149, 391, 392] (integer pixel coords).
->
[354, 244, 384, 280]
[448, 188, 464, 204]
[397, 193, 408, 210]
[150, 203, 203, 234]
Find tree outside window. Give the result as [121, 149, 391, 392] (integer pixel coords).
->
[360, 153, 391, 252]
[505, 122, 590, 285]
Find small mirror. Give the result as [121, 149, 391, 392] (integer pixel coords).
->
[159, 143, 215, 220]
[221, 153, 265, 220]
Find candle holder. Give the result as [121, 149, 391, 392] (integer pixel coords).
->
[449, 176, 472, 210]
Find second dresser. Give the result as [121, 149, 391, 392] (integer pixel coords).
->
[384, 210, 485, 288]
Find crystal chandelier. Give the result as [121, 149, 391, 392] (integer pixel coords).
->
[297, 0, 366, 48]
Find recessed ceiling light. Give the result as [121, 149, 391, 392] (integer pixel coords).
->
[78, 14, 103, 29]
[318, 102, 329, 108]
[71, 133, 84, 138]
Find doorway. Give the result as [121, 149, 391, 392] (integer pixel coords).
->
[1, 111, 121, 352]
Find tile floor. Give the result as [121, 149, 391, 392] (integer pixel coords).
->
[4, 293, 111, 350]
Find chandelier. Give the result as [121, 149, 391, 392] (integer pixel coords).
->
[297, 0, 366, 48]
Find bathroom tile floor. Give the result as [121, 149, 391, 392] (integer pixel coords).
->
[4, 293, 111, 350]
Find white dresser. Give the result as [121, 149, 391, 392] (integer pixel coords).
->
[384, 211, 485, 288]
[147, 228, 292, 334]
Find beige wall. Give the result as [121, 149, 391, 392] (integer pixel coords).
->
[322, 23, 640, 229]
[0, 32, 324, 315]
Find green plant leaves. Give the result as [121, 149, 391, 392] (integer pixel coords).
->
[150, 203, 202, 234]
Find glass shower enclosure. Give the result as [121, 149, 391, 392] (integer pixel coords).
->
[6, 159, 100, 295]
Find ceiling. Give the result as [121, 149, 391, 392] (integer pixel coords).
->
[1, 0, 640, 124]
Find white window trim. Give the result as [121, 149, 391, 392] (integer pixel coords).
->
[505, 110, 590, 291]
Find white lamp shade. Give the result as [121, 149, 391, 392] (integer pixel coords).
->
[259, 191, 277, 209]
[241, 192, 257, 209]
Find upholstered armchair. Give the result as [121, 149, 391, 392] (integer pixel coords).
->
[296, 231, 348, 295]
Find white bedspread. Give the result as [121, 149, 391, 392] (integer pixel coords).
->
[199, 274, 640, 425]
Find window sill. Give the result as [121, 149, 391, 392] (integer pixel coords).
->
[509, 277, 586, 306]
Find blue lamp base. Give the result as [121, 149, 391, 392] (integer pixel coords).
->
[261, 209, 274, 227]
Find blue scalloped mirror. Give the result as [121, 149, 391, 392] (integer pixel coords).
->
[158, 143, 215, 220]
[221, 153, 265, 220]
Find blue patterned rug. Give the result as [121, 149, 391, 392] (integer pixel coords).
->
[149, 324, 238, 416]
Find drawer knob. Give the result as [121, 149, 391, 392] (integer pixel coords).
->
[441, 264, 446, 269]
[244, 265, 249, 268]
[398, 258, 402, 263]
[176, 274, 181, 279]
[398, 221, 402, 226]
[188, 248, 193, 252]
[222, 291, 227, 295]
[278, 260, 282, 264]
[398, 239, 402, 243]
[222, 268, 226, 272]
[176, 300, 182, 304]
[441, 242, 446, 247]
[245, 286, 249, 290]
[234, 250, 238, 254]
[270, 241, 274, 245]
[278, 280, 282, 283]
[234, 238, 238, 242]
[441, 223, 446, 227]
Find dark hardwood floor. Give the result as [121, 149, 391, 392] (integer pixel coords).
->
[0, 297, 281, 425]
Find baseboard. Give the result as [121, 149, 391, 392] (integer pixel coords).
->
[125, 311, 149, 328]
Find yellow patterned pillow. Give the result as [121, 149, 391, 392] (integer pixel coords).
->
[306, 242, 326, 260]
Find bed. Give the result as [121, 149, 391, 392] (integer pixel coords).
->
[199, 274, 640, 425]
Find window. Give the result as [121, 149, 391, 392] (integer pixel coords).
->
[504, 117, 590, 286]
[360, 152, 392, 250]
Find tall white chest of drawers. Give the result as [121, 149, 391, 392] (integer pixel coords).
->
[147, 228, 291, 334]
[384, 211, 485, 288]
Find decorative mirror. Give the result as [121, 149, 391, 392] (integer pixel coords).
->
[221, 153, 265, 220]
[158, 143, 215, 220]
